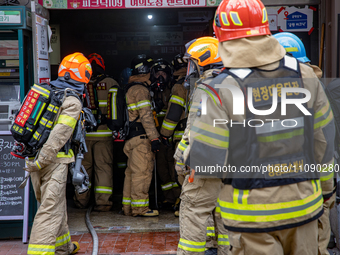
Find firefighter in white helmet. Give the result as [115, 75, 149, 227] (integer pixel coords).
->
[274, 32, 336, 255]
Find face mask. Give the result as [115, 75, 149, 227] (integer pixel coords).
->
[151, 75, 167, 92]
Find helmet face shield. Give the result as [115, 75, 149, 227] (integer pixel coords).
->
[186, 59, 200, 79]
[184, 59, 200, 90]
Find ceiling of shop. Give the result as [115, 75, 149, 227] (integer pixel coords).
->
[50, 8, 214, 79]
[49, 5, 319, 80]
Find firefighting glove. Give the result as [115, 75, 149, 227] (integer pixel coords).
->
[24, 159, 45, 172]
[161, 135, 172, 147]
[175, 162, 190, 176]
[151, 138, 161, 153]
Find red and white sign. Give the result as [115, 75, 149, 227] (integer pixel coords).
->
[56, 0, 205, 8]
[68, 0, 124, 9]
[15, 91, 39, 127]
[125, 0, 204, 8]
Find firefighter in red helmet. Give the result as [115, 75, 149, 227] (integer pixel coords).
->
[73, 53, 119, 211]
[180, 0, 335, 254]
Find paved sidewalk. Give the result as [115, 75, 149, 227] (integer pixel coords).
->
[0, 232, 179, 255]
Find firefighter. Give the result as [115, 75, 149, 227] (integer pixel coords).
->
[162, 53, 188, 190]
[183, 0, 335, 254]
[273, 32, 323, 78]
[25, 53, 92, 255]
[159, 53, 188, 217]
[174, 37, 229, 255]
[149, 58, 180, 209]
[274, 32, 336, 255]
[122, 54, 160, 217]
[73, 53, 119, 212]
[111, 68, 131, 193]
[120, 67, 132, 86]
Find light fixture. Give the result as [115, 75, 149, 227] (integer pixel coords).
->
[148, 15, 153, 20]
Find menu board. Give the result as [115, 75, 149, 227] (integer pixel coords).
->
[0, 134, 25, 217]
[0, 132, 30, 243]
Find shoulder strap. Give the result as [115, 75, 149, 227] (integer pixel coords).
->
[176, 77, 185, 85]
[93, 74, 108, 85]
[125, 81, 149, 93]
[54, 88, 82, 105]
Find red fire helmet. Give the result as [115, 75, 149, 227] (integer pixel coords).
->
[213, 0, 271, 42]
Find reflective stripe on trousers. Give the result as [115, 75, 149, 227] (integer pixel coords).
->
[206, 226, 215, 237]
[217, 234, 229, 246]
[56, 231, 71, 247]
[131, 199, 149, 207]
[178, 238, 206, 253]
[122, 197, 131, 205]
[95, 186, 113, 194]
[28, 244, 55, 255]
[161, 182, 179, 191]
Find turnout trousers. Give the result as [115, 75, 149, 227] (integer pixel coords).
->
[28, 163, 74, 255]
[122, 135, 154, 216]
[178, 176, 229, 255]
[157, 142, 180, 204]
[74, 139, 113, 210]
[228, 220, 318, 255]
[318, 193, 336, 255]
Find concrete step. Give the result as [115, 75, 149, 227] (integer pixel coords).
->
[68, 205, 180, 235]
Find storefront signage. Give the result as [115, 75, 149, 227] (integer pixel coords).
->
[35, 15, 50, 83]
[266, 6, 314, 32]
[150, 32, 183, 46]
[125, 0, 205, 8]
[0, 11, 21, 24]
[43, 0, 68, 8]
[206, 0, 220, 6]
[178, 10, 213, 23]
[42, 0, 204, 8]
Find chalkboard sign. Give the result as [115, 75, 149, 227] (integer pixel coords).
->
[0, 131, 29, 243]
[0, 134, 25, 216]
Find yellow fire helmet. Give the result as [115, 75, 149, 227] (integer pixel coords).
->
[184, 37, 222, 85]
[184, 36, 222, 67]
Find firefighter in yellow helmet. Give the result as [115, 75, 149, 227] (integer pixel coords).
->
[174, 37, 229, 255]
[182, 0, 335, 254]
[122, 54, 160, 217]
[73, 53, 119, 211]
[25, 53, 92, 254]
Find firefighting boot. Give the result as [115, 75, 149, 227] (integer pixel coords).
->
[141, 210, 159, 217]
[173, 198, 181, 211]
[70, 242, 80, 254]
[205, 248, 217, 255]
